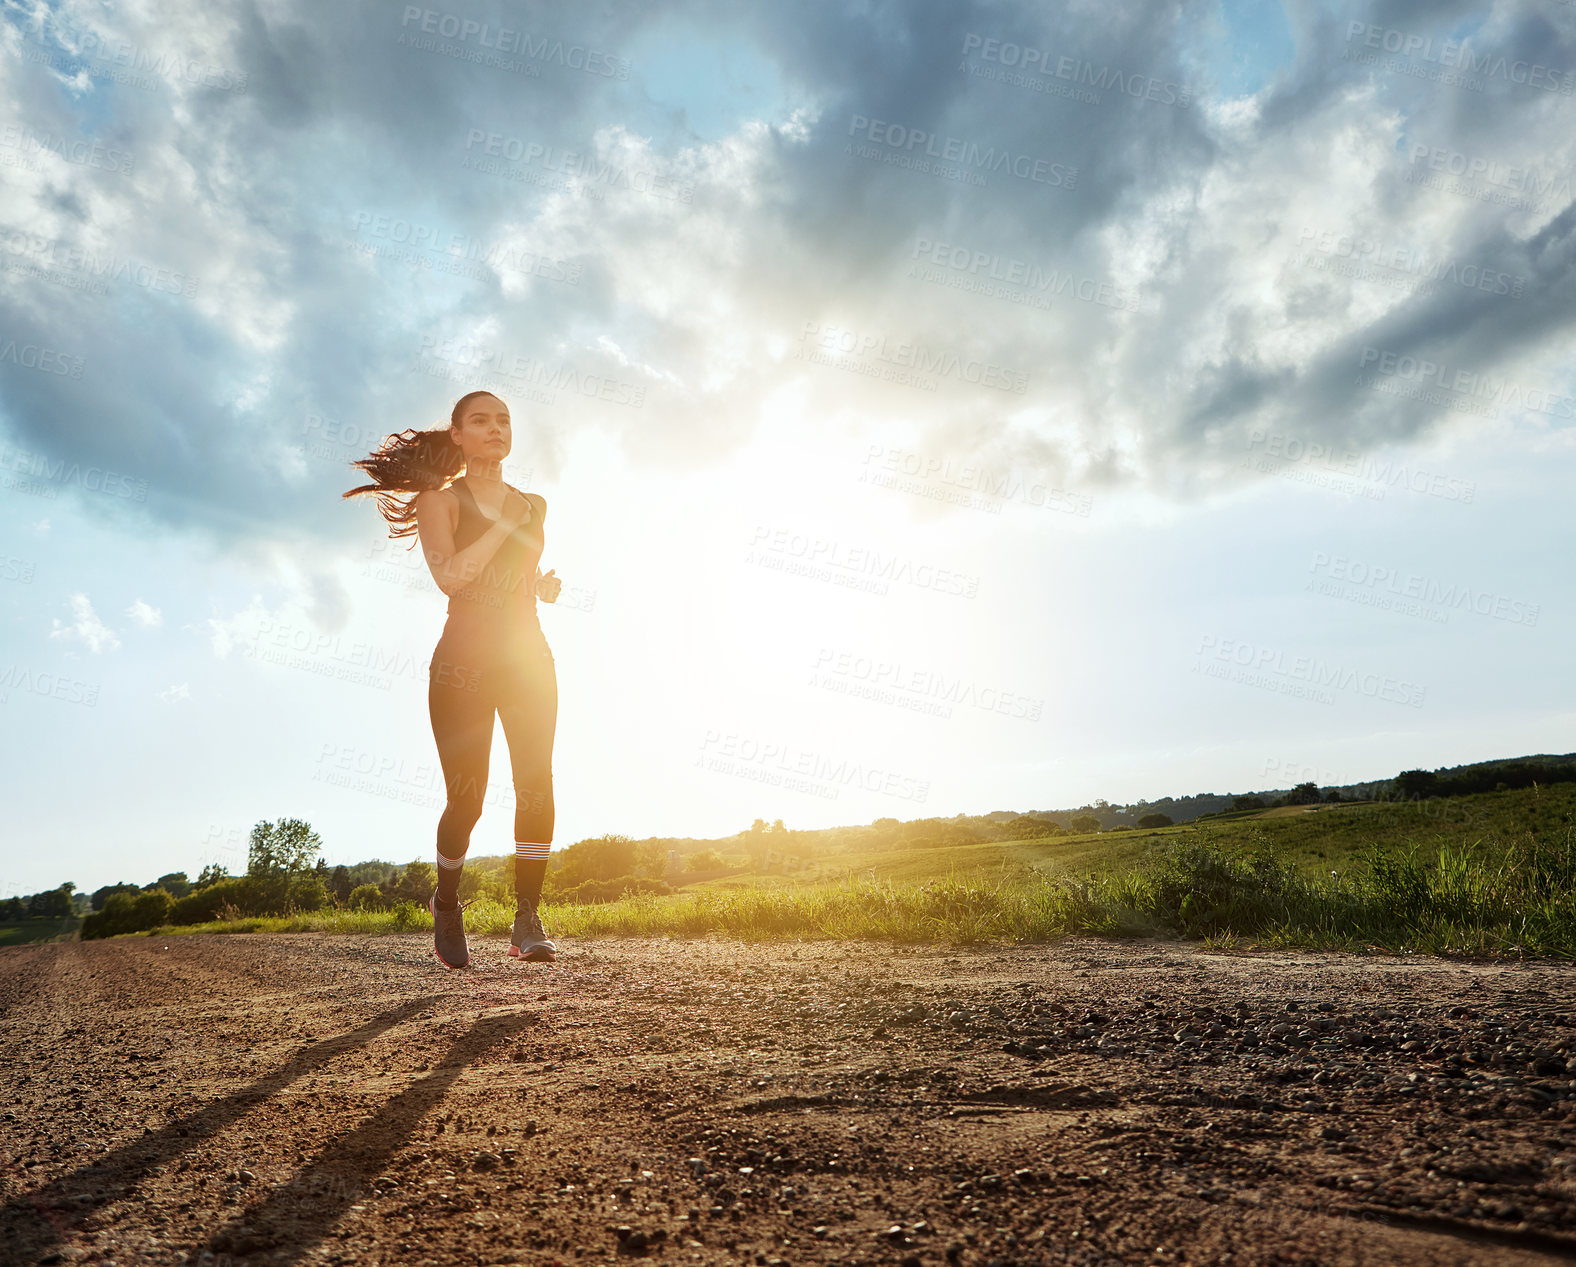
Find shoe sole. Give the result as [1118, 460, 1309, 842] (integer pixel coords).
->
[509, 944, 556, 962]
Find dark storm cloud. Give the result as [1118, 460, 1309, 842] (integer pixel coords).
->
[0, 0, 1571, 554]
[0, 0, 667, 543]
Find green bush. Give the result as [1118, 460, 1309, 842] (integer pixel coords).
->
[132, 890, 173, 930]
[283, 873, 329, 914]
[1352, 831, 1576, 951]
[388, 861, 436, 905]
[348, 883, 387, 911]
[171, 878, 243, 925]
[152, 872, 192, 899]
[82, 888, 175, 939]
[1146, 840, 1310, 937]
[551, 875, 673, 905]
[162, 874, 333, 925]
[1137, 813, 1174, 829]
[553, 835, 637, 886]
[390, 900, 426, 930]
[990, 815, 1063, 841]
[459, 868, 511, 904]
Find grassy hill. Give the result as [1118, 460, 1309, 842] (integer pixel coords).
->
[54, 754, 1576, 959]
[1007, 750, 1576, 830]
[677, 780, 1576, 893]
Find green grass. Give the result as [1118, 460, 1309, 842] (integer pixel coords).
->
[1188, 787, 1552, 876]
[679, 783, 1576, 893]
[681, 839, 1060, 892]
[0, 918, 83, 947]
[99, 782, 1576, 959]
[139, 874, 1157, 947]
[132, 825, 1576, 960]
[1155, 823, 1576, 958]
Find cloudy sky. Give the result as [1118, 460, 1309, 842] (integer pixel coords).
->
[2, 0, 1572, 896]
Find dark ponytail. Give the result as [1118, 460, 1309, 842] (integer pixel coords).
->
[342, 390, 499, 540]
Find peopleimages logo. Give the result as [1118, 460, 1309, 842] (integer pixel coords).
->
[747, 523, 981, 599]
[697, 729, 931, 803]
[0, 340, 85, 379]
[1194, 634, 1427, 708]
[1243, 430, 1476, 504]
[1358, 347, 1576, 421]
[810, 648, 1043, 721]
[861, 443, 1092, 517]
[0, 224, 199, 297]
[415, 335, 646, 408]
[0, 443, 145, 499]
[959, 33, 1191, 106]
[1406, 144, 1572, 205]
[909, 238, 1137, 311]
[1308, 553, 1539, 627]
[17, 15, 249, 92]
[351, 212, 581, 285]
[0, 124, 134, 174]
[799, 322, 1028, 394]
[1345, 21, 1574, 95]
[845, 115, 1077, 189]
[460, 129, 694, 203]
[0, 665, 101, 707]
[1295, 226, 1525, 297]
[397, 7, 630, 77]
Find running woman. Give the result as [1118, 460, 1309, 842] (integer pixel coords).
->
[344, 389, 562, 967]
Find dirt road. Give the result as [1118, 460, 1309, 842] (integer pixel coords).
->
[2, 932, 1574, 1266]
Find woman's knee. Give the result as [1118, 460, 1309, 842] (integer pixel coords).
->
[440, 794, 486, 831]
[512, 776, 552, 815]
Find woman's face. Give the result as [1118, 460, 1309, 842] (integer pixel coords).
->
[452, 395, 511, 463]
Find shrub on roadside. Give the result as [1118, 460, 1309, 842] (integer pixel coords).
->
[81, 888, 174, 939]
[170, 877, 251, 925]
[385, 861, 437, 906]
[1145, 839, 1312, 936]
[390, 900, 425, 930]
[162, 874, 332, 926]
[282, 873, 330, 915]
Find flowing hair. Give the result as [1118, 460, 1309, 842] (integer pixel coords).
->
[342, 390, 500, 541]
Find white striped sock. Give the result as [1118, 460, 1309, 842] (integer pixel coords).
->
[435, 848, 466, 870]
[515, 841, 550, 860]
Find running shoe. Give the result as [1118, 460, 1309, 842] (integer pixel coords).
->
[509, 905, 557, 962]
[430, 893, 471, 968]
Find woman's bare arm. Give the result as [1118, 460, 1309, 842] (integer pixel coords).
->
[521, 493, 561, 600]
[517, 490, 546, 530]
[415, 489, 527, 596]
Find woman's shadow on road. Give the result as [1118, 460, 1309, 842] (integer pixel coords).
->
[1, 997, 540, 1264]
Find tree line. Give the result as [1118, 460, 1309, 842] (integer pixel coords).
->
[78, 821, 697, 938]
[55, 752, 1576, 938]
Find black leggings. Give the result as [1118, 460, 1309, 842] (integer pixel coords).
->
[428, 639, 557, 854]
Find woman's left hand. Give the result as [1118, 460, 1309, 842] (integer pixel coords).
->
[535, 568, 562, 603]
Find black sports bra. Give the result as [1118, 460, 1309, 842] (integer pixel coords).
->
[444, 476, 544, 622]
